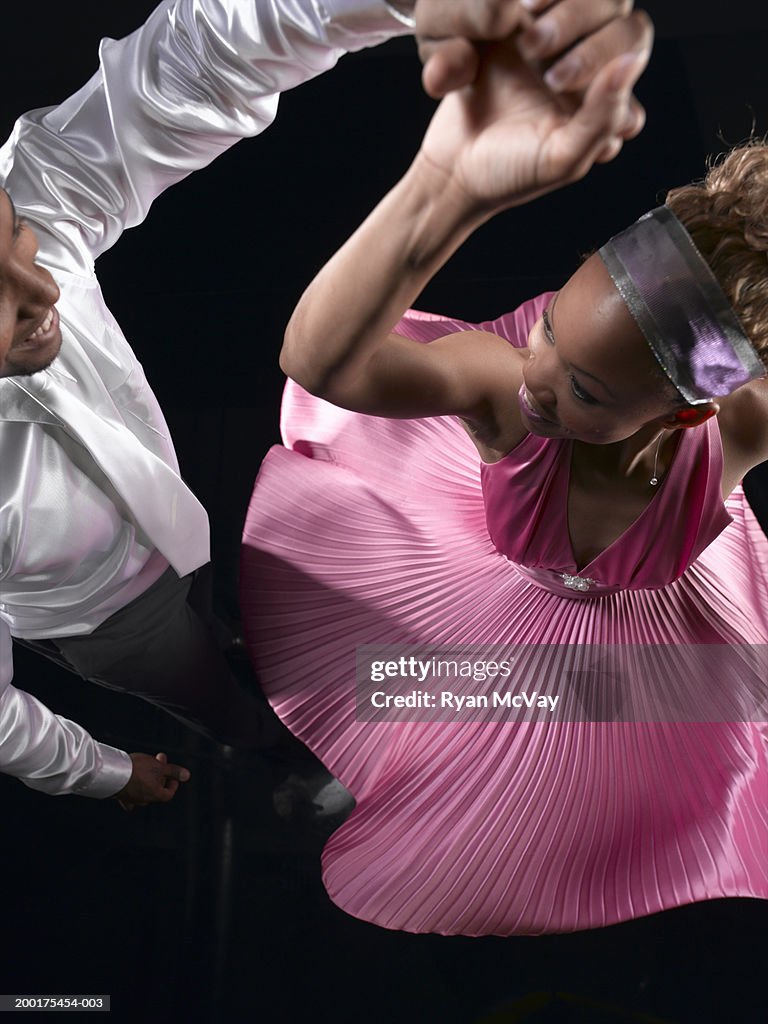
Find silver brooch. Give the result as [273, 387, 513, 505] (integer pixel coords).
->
[560, 573, 596, 592]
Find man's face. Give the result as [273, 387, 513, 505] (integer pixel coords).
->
[0, 188, 61, 377]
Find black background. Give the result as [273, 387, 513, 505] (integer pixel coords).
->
[1, 3, 767, 1023]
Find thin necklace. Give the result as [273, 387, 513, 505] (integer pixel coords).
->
[649, 430, 664, 487]
[624, 429, 666, 486]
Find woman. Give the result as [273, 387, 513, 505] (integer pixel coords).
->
[241, 29, 768, 935]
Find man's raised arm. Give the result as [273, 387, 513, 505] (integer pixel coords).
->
[0, 0, 414, 273]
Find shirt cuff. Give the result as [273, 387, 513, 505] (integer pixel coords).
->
[385, 2, 416, 29]
[321, 0, 415, 41]
[71, 743, 133, 799]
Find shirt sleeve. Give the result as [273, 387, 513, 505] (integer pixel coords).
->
[0, 623, 132, 798]
[0, 0, 413, 274]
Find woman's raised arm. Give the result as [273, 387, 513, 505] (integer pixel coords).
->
[281, 12, 652, 419]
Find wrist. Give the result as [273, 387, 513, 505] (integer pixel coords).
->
[403, 153, 498, 266]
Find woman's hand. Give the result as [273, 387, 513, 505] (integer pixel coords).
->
[418, 10, 652, 213]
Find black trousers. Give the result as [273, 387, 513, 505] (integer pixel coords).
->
[15, 566, 268, 748]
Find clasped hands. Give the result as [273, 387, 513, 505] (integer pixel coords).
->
[415, 0, 652, 99]
[412, 0, 653, 211]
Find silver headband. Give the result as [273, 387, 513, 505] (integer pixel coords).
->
[598, 206, 764, 404]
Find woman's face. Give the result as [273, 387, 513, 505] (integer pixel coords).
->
[520, 253, 677, 444]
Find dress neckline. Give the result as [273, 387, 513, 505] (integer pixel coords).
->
[561, 430, 686, 574]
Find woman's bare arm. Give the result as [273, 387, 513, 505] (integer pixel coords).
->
[281, 159, 498, 415]
[281, 18, 651, 422]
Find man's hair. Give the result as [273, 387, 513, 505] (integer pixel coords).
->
[665, 141, 768, 369]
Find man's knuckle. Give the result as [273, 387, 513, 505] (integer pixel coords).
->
[486, 10, 512, 38]
[465, 0, 508, 39]
[631, 10, 654, 43]
[416, 37, 436, 61]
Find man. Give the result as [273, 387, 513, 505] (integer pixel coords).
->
[0, 0, 651, 807]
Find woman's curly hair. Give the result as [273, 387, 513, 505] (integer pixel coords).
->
[665, 141, 768, 368]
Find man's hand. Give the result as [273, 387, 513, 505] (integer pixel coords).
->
[115, 752, 191, 811]
[412, 0, 521, 96]
[414, 0, 650, 111]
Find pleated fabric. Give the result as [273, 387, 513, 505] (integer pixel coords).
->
[241, 304, 768, 936]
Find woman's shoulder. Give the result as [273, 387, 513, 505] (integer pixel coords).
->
[716, 378, 768, 488]
[391, 296, 551, 459]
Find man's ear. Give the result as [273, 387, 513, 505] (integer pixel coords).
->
[663, 402, 720, 430]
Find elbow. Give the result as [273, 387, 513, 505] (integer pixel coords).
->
[278, 342, 304, 387]
[279, 343, 321, 397]
[279, 332, 335, 399]
[280, 314, 365, 402]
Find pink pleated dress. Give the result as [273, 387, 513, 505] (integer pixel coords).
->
[241, 295, 768, 936]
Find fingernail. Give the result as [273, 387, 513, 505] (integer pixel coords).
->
[609, 51, 645, 90]
[545, 54, 583, 91]
[520, 0, 539, 9]
[180, 769, 191, 782]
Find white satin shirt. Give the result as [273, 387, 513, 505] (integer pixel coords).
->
[0, 0, 412, 797]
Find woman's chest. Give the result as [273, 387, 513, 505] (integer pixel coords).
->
[566, 477, 658, 571]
